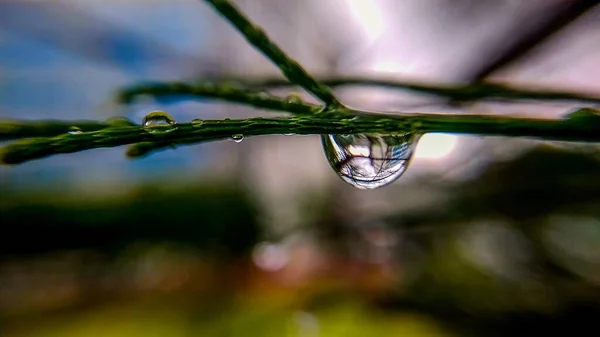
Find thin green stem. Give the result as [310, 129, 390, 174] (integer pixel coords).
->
[0, 117, 135, 141]
[238, 76, 600, 104]
[202, 0, 341, 107]
[116, 78, 600, 117]
[116, 81, 322, 115]
[2, 108, 600, 164]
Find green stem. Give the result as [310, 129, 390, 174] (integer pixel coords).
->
[116, 78, 600, 117]
[0, 117, 135, 142]
[116, 81, 322, 115]
[2, 108, 600, 164]
[202, 0, 341, 107]
[234, 76, 600, 104]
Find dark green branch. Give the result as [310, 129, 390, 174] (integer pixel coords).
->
[116, 78, 600, 114]
[116, 81, 322, 115]
[202, 0, 341, 107]
[242, 76, 600, 104]
[0, 117, 135, 142]
[2, 108, 600, 164]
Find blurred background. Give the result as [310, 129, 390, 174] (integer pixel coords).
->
[1, 0, 600, 336]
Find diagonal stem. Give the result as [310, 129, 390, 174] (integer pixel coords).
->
[202, 0, 342, 107]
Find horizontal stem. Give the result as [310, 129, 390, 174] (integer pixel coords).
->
[2, 109, 600, 164]
[0, 120, 111, 141]
[0, 117, 136, 142]
[117, 81, 322, 115]
[248, 76, 600, 104]
[203, 0, 341, 106]
[116, 79, 600, 118]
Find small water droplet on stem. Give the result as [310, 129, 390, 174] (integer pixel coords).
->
[284, 93, 303, 104]
[230, 134, 244, 143]
[68, 126, 82, 135]
[191, 118, 204, 126]
[142, 110, 177, 133]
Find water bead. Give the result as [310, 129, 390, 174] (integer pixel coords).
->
[321, 133, 418, 189]
[191, 118, 204, 126]
[106, 116, 136, 127]
[142, 110, 177, 133]
[284, 93, 303, 104]
[67, 126, 82, 135]
[231, 134, 244, 143]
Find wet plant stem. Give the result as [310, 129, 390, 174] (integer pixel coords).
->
[118, 78, 600, 109]
[2, 108, 600, 164]
[202, 0, 341, 107]
[2, 0, 600, 165]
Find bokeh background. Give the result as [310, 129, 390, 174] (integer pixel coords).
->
[1, 0, 600, 336]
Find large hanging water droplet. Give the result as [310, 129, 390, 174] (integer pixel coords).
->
[142, 110, 177, 133]
[321, 133, 418, 189]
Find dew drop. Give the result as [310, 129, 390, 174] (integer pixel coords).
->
[230, 134, 244, 143]
[142, 110, 177, 133]
[106, 116, 135, 127]
[321, 133, 418, 189]
[284, 93, 303, 104]
[191, 118, 204, 126]
[256, 91, 271, 99]
[68, 126, 82, 135]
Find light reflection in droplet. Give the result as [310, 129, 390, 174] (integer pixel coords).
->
[67, 126, 82, 135]
[321, 133, 418, 189]
[143, 111, 175, 127]
[230, 134, 244, 143]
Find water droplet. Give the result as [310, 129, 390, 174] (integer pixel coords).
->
[256, 91, 271, 99]
[191, 118, 204, 126]
[106, 116, 135, 127]
[284, 93, 303, 104]
[68, 126, 82, 135]
[321, 133, 418, 189]
[564, 107, 600, 121]
[142, 110, 177, 133]
[230, 134, 244, 143]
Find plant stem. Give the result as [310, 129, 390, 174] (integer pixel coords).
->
[117, 78, 600, 115]
[202, 0, 341, 107]
[241, 76, 600, 104]
[116, 81, 322, 115]
[2, 109, 600, 164]
[0, 120, 111, 141]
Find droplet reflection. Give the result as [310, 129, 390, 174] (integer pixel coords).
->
[321, 133, 418, 189]
[191, 118, 204, 126]
[230, 134, 244, 143]
[142, 110, 177, 134]
[67, 126, 83, 135]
